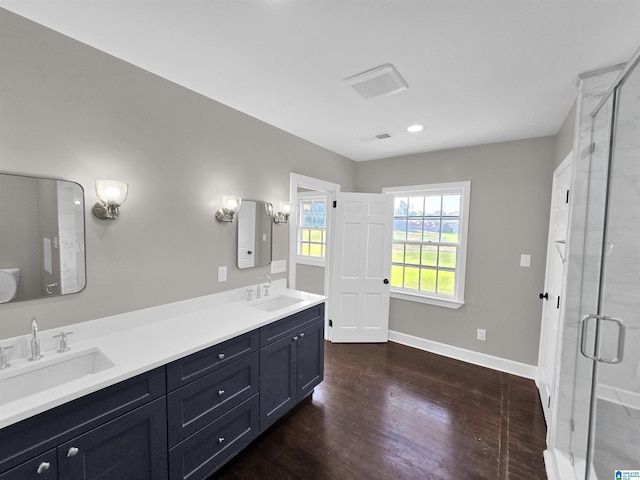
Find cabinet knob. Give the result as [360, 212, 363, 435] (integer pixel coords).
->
[67, 446, 79, 457]
[293, 336, 298, 341]
[37, 462, 51, 474]
[218, 353, 225, 360]
[218, 389, 225, 396]
[218, 437, 225, 444]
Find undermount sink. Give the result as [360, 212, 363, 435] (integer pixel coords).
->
[0, 347, 115, 406]
[251, 295, 304, 312]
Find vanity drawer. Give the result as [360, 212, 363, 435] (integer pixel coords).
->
[169, 393, 259, 480]
[0, 367, 165, 474]
[260, 303, 324, 347]
[166, 330, 259, 391]
[0, 449, 57, 480]
[167, 352, 259, 446]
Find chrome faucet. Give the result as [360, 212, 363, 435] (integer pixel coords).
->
[257, 274, 272, 298]
[29, 317, 43, 361]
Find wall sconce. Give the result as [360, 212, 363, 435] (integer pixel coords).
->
[92, 180, 128, 220]
[216, 195, 242, 223]
[272, 201, 291, 224]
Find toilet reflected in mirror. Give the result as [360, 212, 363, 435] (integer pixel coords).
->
[0, 268, 20, 303]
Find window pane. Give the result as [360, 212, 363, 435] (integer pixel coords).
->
[405, 244, 420, 265]
[391, 265, 404, 287]
[424, 196, 441, 216]
[394, 197, 409, 216]
[393, 218, 408, 241]
[301, 229, 310, 241]
[407, 219, 423, 241]
[437, 270, 455, 295]
[441, 219, 459, 243]
[408, 196, 424, 216]
[420, 268, 436, 292]
[423, 219, 440, 242]
[442, 194, 460, 216]
[439, 246, 457, 268]
[321, 245, 326, 257]
[404, 267, 419, 289]
[310, 229, 323, 242]
[392, 243, 405, 263]
[310, 244, 323, 257]
[421, 245, 438, 267]
[301, 244, 309, 255]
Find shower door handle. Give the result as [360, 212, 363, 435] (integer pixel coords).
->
[579, 314, 626, 364]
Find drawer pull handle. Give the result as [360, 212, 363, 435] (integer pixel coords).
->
[293, 336, 298, 341]
[218, 437, 225, 444]
[218, 353, 225, 360]
[37, 462, 51, 474]
[218, 389, 225, 396]
[299, 333, 305, 337]
[67, 447, 79, 458]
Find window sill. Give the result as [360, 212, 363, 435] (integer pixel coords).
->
[390, 290, 464, 309]
[296, 256, 326, 267]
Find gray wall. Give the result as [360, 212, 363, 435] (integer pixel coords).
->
[355, 137, 556, 365]
[554, 101, 577, 169]
[0, 10, 355, 338]
[295, 264, 325, 295]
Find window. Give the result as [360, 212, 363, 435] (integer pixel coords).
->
[297, 193, 327, 266]
[383, 182, 470, 309]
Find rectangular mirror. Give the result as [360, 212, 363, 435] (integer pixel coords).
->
[237, 200, 273, 269]
[0, 173, 86, 303]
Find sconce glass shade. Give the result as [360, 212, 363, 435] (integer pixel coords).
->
[92, 180, 128, 220]
[216, 195, 242, 223]
[273, 201, 291, 224]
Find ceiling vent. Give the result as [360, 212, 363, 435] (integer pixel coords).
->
[343, 64, 408, 99]
[360, 131, 393, 143]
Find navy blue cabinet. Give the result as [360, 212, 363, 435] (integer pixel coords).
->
[0, 303, 325, 480]
[260, 305, 325, 431]
[0, 450, 58, 480]
[58, 398, 167, 480]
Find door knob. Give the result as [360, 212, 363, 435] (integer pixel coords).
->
[539, 292, 549, 300]
[383, 279, 389, 284]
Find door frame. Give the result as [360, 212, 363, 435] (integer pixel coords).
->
[288, 173, 340, 339]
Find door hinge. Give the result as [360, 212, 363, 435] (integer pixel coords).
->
[565, 189, 570, 204]
[570, 418, 575, 431]
[590, 142, 596, 153]
[557, 296, 561, 309]
[328, 319, 333, 327]
[332, 200, 337, 208]
[548, 396, 551, 408]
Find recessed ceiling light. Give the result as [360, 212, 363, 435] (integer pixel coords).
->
[407, 124, 424, 133]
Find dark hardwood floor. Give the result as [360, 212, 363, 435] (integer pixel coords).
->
[212, 341, 548, 480]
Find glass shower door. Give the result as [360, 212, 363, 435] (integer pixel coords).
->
[589, 56, 640, 479]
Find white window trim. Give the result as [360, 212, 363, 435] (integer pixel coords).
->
[296, 191, 327, 267]
[383, 181, 471, 309]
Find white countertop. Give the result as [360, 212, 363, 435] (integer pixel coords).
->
[0, 280, 325, 429]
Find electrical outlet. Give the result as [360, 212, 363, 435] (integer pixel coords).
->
[477, 329, 486, 341]
[218, 266, 227, 282]
[271, 260, 287, 274]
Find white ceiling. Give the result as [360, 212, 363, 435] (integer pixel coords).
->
[2, 1, 640, 162]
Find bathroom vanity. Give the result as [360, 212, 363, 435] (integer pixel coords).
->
[0, 285, 325, 480]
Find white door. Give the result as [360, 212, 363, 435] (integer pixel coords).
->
[537, 153, 573, 424]
[329, 192, 393, 343]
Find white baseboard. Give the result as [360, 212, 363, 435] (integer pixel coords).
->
[388, 330, 537, 379]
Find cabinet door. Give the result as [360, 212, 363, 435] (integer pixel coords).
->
[58, 398, 167, 480]
[296, 318, 325, 400]
[0, 450, 57, 480]
[259, 335, 297, 431]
